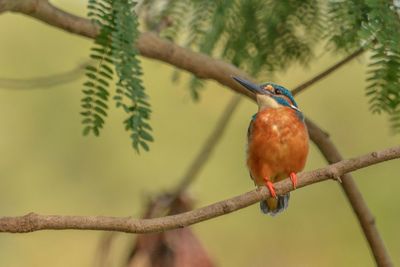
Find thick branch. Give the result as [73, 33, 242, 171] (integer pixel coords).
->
[1, 146, 399, 234]
[0, 0, 98, 39]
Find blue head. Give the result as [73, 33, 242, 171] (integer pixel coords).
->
[232, 76, 300, 112]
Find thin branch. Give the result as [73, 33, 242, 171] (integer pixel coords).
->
[171, 95, 241, 198]
[93, 232, 115, 267]
[291, 48, 365, 95]
[144, 95, 242, 218]
[0, 61, 89, 89]
[0, 146, 399, 234]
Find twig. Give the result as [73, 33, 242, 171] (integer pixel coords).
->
[0, 146, 399, 234]
[93, 232, 115, 267]
[0, 61, 89, 89]
[170, 95, 241, 198]
[291, 48, 365, 95]
[145, 95, 241, 218]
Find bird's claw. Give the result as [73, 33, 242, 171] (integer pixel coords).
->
[289, 172, 297, 189]
[263, 177, 277, 198]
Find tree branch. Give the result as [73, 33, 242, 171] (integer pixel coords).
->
[0, 146, 399, 234]
[0, 61, 89, 89]
[291, 48, 365, 95]
[170, 95, 241, 199]
[147, 95, 242, 218]
[0, 0, 98, 39]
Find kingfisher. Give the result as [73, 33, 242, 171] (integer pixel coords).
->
[233, 76, 309, 216]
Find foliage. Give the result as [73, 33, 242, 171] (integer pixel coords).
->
[221, 0, 320, 75]
[82, 0, 152, 152]
[328, 0, 400, 133]
[139, 0, 400, 133]
[82, 0, 400, 152]
[140, 0, 321, 99]
[365, 2, 400, 133]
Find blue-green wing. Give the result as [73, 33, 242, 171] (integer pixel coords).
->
[247, 114, 258, 183]
[247, 113, 257, 142]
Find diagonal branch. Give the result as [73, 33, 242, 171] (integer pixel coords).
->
[291, 48, 365, 95]
[146, 95, 242, 218]
[0, 146, 399, 234]
[170, 95, 241, 199]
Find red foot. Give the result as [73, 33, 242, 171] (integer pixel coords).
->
[290, 172, 298, 189]
[263, 177, 277, 198]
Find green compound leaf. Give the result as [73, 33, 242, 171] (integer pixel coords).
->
[82, 0, 153, 153]
[141, 0, 321, 100]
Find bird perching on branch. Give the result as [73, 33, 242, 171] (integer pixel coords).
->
[233, 76, 309, 216]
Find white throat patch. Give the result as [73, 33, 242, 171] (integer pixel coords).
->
[256, 94, 279, 111]
[256, 94, 302, 113]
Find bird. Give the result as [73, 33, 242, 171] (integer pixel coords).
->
[233, 76, 309, 216]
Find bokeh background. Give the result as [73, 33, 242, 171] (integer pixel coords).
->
[0, 1, 399, 266]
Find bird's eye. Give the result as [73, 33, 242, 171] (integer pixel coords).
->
[275, 88, 282, 95]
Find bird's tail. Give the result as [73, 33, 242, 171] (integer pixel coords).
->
[260, 193, 290, 216]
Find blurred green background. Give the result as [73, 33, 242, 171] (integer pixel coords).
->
[0, 1, 399, 266]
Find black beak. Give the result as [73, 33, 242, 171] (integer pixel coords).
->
[232, 76, 268, 95]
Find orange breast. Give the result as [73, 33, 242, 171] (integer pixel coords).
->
[247, 107, 309, 185]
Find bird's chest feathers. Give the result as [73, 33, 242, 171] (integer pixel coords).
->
[250, 108, 303, 148]
[247, 107, 308, 180]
